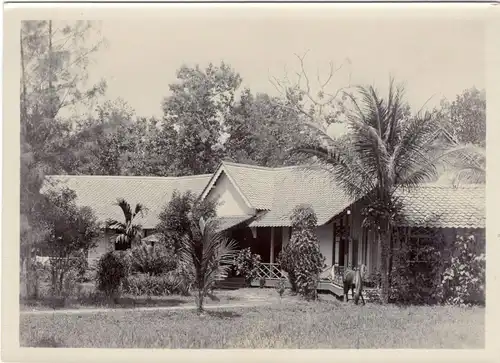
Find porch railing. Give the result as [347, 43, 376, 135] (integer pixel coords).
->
[256, 263, 287, 280]
[331, 265, 345, 286]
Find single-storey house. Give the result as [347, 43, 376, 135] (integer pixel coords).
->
[44, 159, 485, 289]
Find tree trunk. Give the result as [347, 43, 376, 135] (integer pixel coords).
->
[388, 227, 394, 289]
[25, 255, 37, 299]
[378, 221, 391, 304]
[197, 289, 204, 314]
[20, 25, 27, 118]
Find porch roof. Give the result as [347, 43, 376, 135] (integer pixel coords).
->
[214, 215, 255, 232]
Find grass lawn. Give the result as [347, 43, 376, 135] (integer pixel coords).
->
[20, 285, 265, 311]
[20, 290, 484, 349]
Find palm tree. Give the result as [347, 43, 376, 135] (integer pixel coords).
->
[294, 80, 439, 303]
[106, 199, 146, 251]
[441, 143, 485, 185]
[179, 215, 238, 314]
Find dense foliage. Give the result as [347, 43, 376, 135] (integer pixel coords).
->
[388, 232, 485, 306]
[389, 237, 443, 305]
[124, 272, 191, 296]
[442, 234, 485, 306]
[156, 190, 218, 252]
[278, 205, 325, 300]
[36, 187, 99, 296]
[129, 244, 177, 276]
[96, 251, 130, 297]
[232, 247, 262, 286]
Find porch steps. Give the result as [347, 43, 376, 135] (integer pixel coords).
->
[215, 277, 378, 301]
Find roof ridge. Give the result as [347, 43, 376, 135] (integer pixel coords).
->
[46, 174, 213, 180]
[414, 183, 485, 189]
[222, 161, 305, 171]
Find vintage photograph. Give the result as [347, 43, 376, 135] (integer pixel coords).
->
[17, 5, 485, 349]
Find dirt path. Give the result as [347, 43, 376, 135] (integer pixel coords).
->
[20, 300, 273, 316]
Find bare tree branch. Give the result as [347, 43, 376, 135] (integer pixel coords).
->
[268, 50, 353, 130]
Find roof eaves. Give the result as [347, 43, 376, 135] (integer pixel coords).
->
[199, 162, 225, 201]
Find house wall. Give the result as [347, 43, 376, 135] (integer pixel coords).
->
[88, 231, 113, 262]
[206, 172, 254, 217]
[87, 228, 154, 263]
[317, 222, 334, 267]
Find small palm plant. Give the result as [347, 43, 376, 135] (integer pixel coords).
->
[106, 198, 146, 250]
[179, 215, 238, 315]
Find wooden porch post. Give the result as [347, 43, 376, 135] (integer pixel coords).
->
[270, 227, 275, 264]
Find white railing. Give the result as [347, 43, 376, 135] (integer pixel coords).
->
[256, 263, 287, 280]
[331, 265, 345, 286]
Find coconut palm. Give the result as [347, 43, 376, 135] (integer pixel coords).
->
[441, 143, 485, 185]
[179, 216, 238, 314]
[294, 80, 439, 303]
[106, 199, 146, 250]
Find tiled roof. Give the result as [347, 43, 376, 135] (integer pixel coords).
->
[395, 184, 485, 229]
[222, 163, 276, 210]
[42, 174, 212, 229]
[218, 162, 354, 227]
[44, 162, 485, 232]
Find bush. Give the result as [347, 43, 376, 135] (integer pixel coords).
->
[233, 248, 261, 286]
[389, 240, 442, 304]
[278, 244, 298, 293]
[442, 234, 485, 306]
[129, 244, 177, 276]
[125, 268, 193, 296]
[278, 204, 325, 300]
[96, 251, 130, 297]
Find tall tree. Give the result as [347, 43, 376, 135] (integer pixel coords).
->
[435, 87, 486, 147]
[224, 89, 311, 167]
[294, 80, 438, 304]
[39, 187, 99, 295]
[269, 50, 353, 132]
[20, 20, 106, 297]
[64, 98, 143, 175]
[161, 62, 242, 175]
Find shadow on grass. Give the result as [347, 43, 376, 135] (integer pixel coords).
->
[206, 310, 242, 319]
[20, 293, 187, 310]
[30, 336, 64, 348]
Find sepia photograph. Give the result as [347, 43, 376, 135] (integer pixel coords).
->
[2, 2, 496, 356]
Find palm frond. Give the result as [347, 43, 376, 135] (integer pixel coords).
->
[105, 218, 126, 232]
[453, 167, 485, 185]
[115, 198, 133, 223]
[133, 203, 146, 219]
[115, 233, 129, 245]
[440, 143, 485, 172]
[291, 141, 374, 200]
[178, 219, 238, 299]
[392, 113, 438, 186]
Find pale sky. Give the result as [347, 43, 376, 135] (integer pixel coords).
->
[85, 7, 485, 119]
